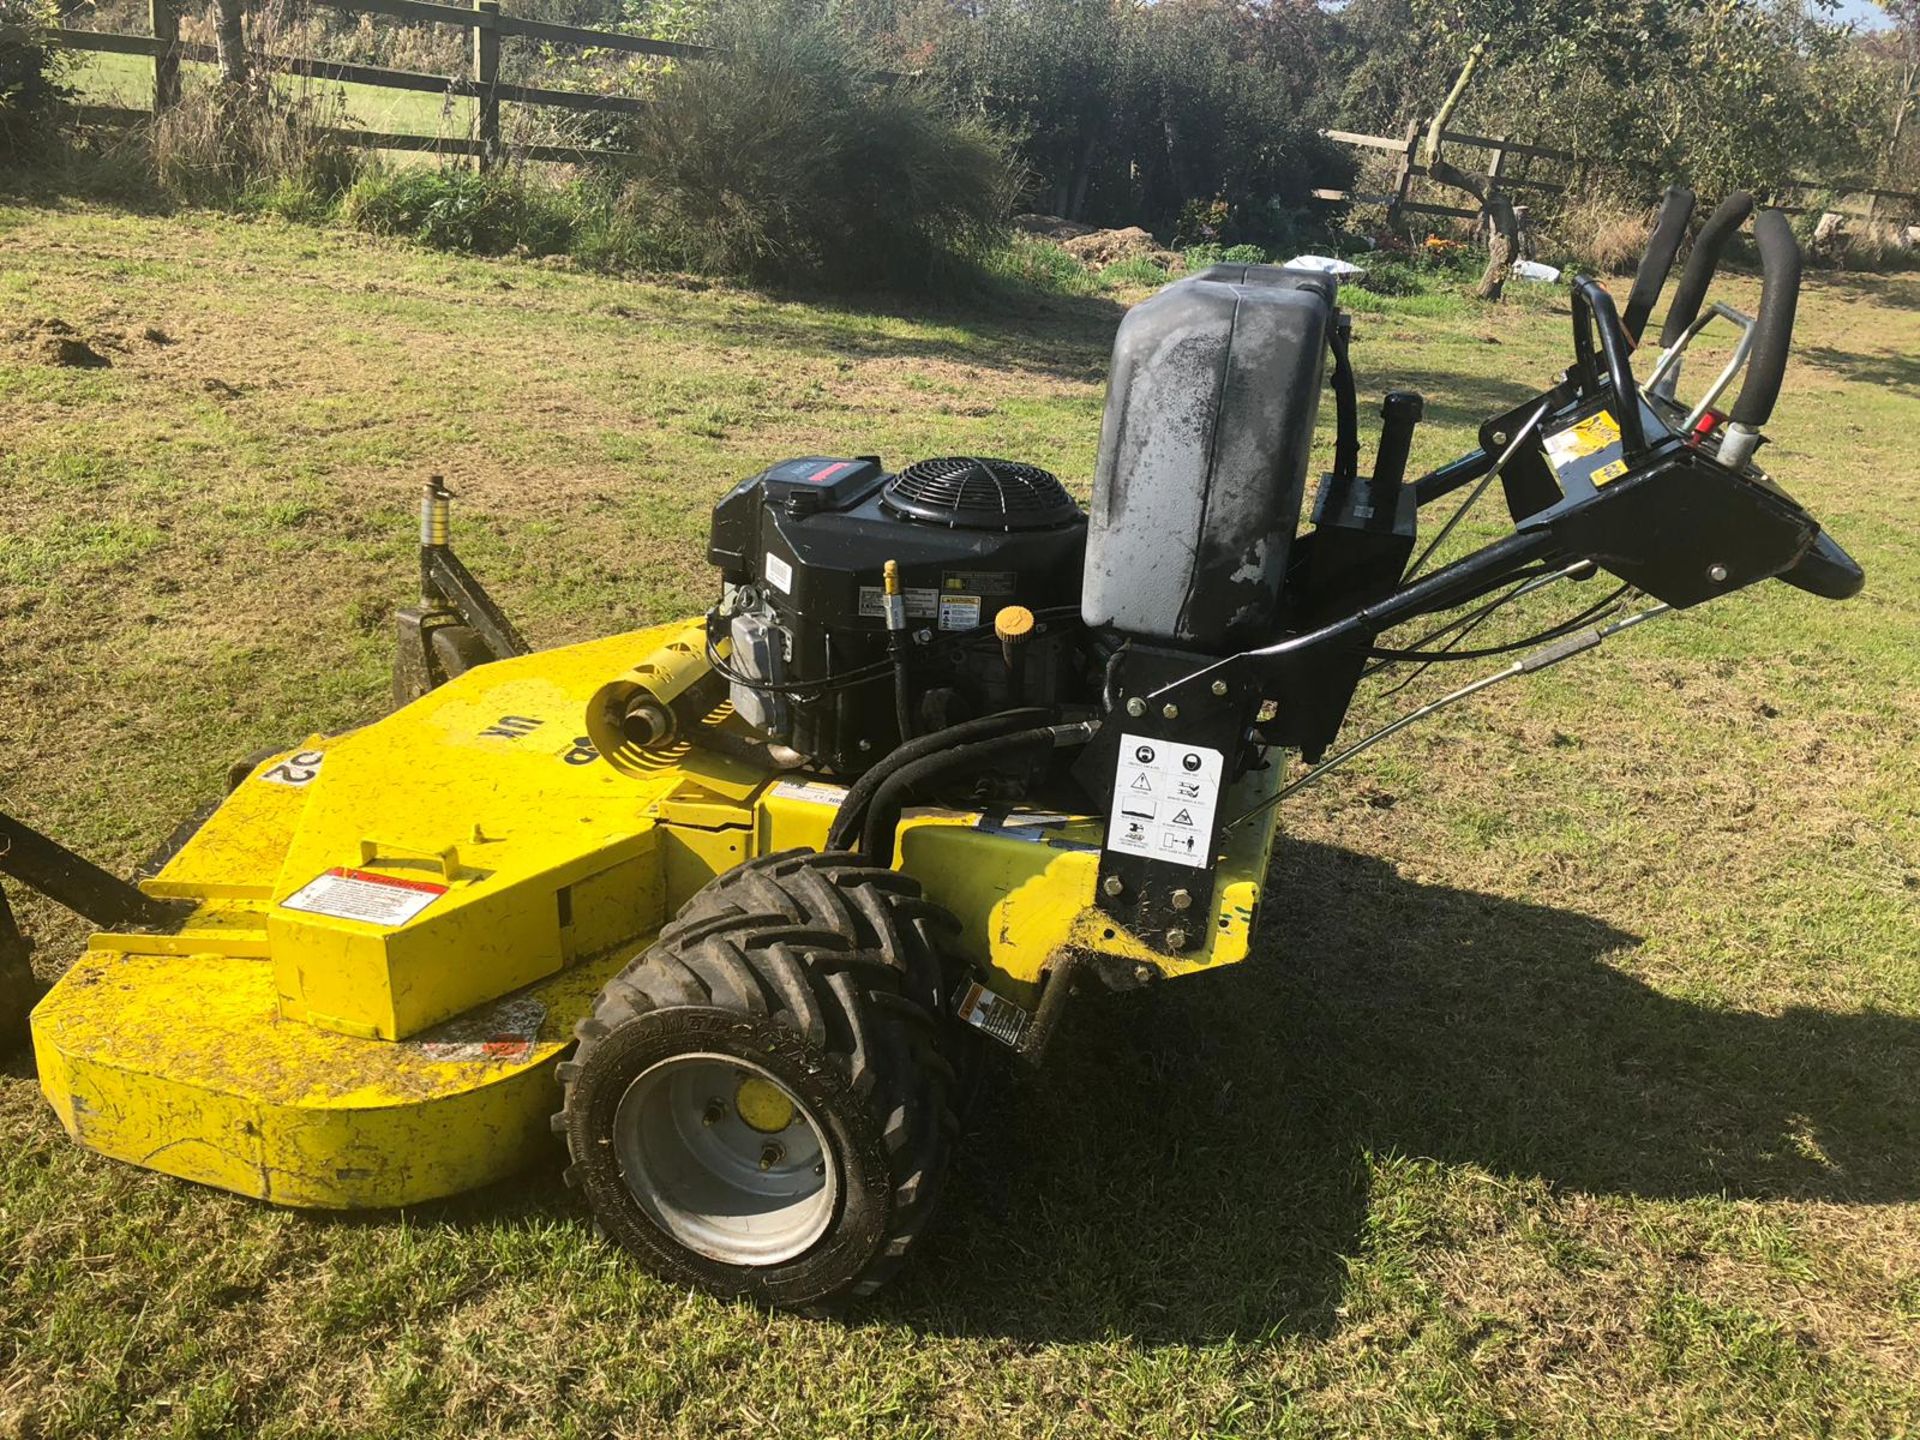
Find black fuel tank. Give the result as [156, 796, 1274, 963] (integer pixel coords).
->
[1081, 266, 1334, 651]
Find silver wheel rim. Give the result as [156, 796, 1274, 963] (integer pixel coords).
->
[613, 1052, 838, 1266]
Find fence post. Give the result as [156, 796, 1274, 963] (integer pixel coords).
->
[150, 0, 180, 113]
[1482, 135, 1508, 244]
[473, 0, 501, 171]
[1386, 119, 1419, 231]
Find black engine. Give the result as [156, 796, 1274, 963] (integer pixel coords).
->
[707, 455, 1093, 773]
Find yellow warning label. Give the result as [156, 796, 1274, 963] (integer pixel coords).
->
[1544, 409, 1622, 476]
[1591, 458, 1630, 485]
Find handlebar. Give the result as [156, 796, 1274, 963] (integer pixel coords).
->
[1658, 191, 1753, 347]
[1570, 279, 1649, 455]
[1730, 209, 1801, 430]
[1621, 185, 1695, 346]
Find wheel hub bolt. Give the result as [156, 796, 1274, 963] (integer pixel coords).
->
[759, 1143, 786, 1171]
[702, 1099, 726, 1127]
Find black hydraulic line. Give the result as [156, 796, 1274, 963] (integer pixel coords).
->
[0, 813, 179, 930]
[824, 707, 1054, 851]
[891, 650, 915, 743]
[859, 724, 1089, 867]
[1329, 315, 1360, 486]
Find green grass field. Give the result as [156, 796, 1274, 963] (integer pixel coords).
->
[2, 202, 1917, 1438]
[72, 50, 478, 144]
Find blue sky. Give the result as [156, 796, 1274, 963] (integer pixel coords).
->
[1828, 0, 1892, 28]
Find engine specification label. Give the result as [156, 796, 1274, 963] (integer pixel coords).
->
[1105, 733, 1225, 870]
[280, 867, 448, 927]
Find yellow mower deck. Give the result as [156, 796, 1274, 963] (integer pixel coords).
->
[32, 620, 1276, 1209]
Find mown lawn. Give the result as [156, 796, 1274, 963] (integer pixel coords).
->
[1, 201, 1917, 1438]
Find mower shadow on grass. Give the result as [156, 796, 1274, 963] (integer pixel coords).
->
[881, 838, 1920, 1345]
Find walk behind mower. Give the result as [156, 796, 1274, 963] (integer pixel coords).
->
[3, 188, 1863, 1308]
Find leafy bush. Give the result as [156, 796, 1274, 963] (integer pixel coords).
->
[923, 0, 1345, 241]
[1186, 241, 1272, 267]
[613, 3, 1019, 286]
[0, 0, 73, 165]
[340, 166, 574, 256]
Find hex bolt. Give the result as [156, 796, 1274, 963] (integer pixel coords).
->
[1162, 703, 1179, 720]
[1102, 875, 1125, 898]
[1491, 430, 1509, 447]
[759, 1143, 785, 1171]
[1126, 697, 1146, 718]
[703, 1099, 726, 1127]
[1167, 928, 1189, 951]
[1708, 563, 1729, 583]
[1210, 680, 1229, 697]
[1133, 964, 1153, 985]
[1171, 888, 1193, 911]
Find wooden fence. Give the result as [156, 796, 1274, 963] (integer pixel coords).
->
[54, 0, 709, 166]
[1316, 123, 1920, 226]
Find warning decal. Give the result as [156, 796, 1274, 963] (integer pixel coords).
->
[1106, 733, 1225, 870]
[858, 585, 940, 619]
[954, 980, 1031, 1049]
[280, 867, 448, 927]
[770, 779, 849, 807]
[1543, 409, 1621, 476]
[937, 594, 982, 631]
[416, 996, 546, 1064]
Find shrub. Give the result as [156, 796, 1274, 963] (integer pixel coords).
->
[340, 166, 575, 256]
[613, 3, 1020, 286]
[0, 0, 73, 166]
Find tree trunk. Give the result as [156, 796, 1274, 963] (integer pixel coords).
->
[1429, 155, 1516, 301]
[214, 0, 247, 88]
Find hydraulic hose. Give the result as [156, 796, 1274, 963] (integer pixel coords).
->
[858, 722, 1094, 867]
[824, 707, 1054, 851]
[1621, 185, 1695, 346]
[1659, 192, 1753, 348]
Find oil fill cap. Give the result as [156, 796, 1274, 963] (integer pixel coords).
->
[995, 605, 1036, 642]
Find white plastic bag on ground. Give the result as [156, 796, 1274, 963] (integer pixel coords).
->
[1284, 254, 1368, 276]
[1511, 259, 1562, 282]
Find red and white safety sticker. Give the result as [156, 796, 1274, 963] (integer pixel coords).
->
[280, 867, 447, 927]
[954, 980, 1031, 1049]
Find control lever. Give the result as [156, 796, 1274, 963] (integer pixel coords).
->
[1367, 390, 1423, 523]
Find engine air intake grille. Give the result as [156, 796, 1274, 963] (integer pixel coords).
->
[882, 457, 1081, 531]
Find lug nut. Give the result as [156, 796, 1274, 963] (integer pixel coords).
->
[759, 1143, 785, 1171]
[1171, 888, 1192, 911]
[1126, 697, 1146, 717]
[1102, 875, 1125, 897]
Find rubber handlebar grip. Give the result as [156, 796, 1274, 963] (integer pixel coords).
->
[1658, 191, 1753, 348]
[1621, 185, 1694, 346]
[1730, 209, 1801, 429]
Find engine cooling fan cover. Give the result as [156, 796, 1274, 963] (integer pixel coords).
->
[881, 457, 1081, 531]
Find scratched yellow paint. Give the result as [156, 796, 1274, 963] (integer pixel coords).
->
[32, 618, 1281, 1209]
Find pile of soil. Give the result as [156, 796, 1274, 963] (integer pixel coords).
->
[1015, 214, 1185, 272]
